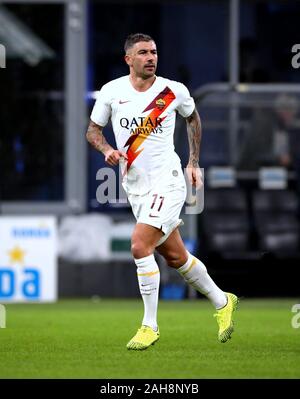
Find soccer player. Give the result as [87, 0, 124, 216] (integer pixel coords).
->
[86, 33, 238, 350]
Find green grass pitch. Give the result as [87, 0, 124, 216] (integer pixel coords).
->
[0, 298, 299, 378]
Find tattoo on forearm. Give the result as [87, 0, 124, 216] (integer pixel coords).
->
[86, 121, 113, 155]
[186, 108, 201, 166]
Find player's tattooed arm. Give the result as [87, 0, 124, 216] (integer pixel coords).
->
[185, 108, 203, 189]
[86, 120, 128, 166]
[186, 108, 202, 167]
[86, 120, 113, 155]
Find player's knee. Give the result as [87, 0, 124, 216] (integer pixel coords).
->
[165, 252, 187, 269]
[131, 240, 153, 259]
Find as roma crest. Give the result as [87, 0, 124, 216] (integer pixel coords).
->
[156, 98, 165, 110]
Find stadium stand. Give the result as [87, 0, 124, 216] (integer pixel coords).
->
[252, 189, 300, 257]
[201, 188, 250, 254]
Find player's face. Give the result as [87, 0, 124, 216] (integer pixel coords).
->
[125, 41, 158, 79]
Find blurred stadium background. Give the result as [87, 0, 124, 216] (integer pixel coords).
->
[0, 0, 300, 379]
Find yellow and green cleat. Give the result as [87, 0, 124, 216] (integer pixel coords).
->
[214, 293, 239, 343]
[126, 325, 160, 350]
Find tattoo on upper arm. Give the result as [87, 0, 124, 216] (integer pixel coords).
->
[86, 120, 112, 155]
[186, 108, 202, 166]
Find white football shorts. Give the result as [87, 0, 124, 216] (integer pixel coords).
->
[127, 169, 187, 247]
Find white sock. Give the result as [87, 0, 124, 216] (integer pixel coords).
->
[177, 252, 227, 309]
[135, 254, 160, 331]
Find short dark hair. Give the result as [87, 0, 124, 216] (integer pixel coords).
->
[124, 33, 155, 53]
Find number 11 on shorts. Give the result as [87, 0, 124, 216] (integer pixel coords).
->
[151, 194, 165, 212]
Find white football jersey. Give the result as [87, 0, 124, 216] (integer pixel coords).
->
[90, 75, 195, 195]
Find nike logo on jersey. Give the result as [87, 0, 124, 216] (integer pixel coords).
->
[119, 100, 130, 104]
[149, 214, 159, 218]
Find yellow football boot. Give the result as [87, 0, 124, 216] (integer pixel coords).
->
[127, 325, 160, 350]
[214, 293, 239, 343]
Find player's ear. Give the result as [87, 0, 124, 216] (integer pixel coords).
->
[124, 54, 132, 67]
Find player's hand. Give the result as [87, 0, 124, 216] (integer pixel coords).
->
[186, 162, 203, 190]
[105, 149, 128, 166]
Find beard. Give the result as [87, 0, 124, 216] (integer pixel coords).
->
[142, 64, 156, 78]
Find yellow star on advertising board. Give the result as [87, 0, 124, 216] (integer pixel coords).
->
[8, 246, 26, 265]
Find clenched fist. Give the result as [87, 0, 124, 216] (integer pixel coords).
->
[105, 149, 128, 166]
